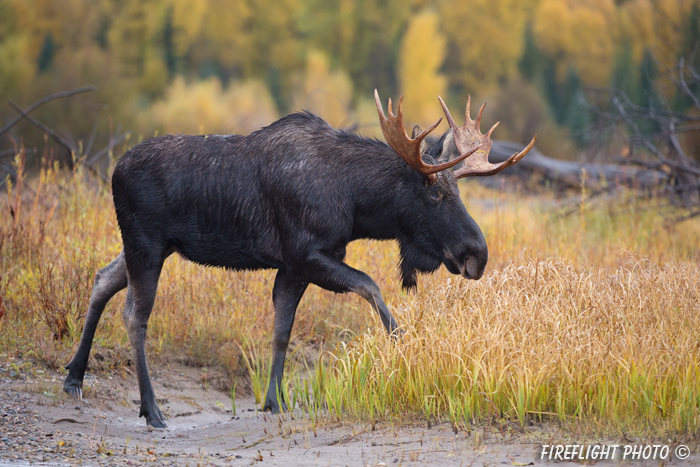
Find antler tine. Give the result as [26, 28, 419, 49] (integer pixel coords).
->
[474, 102, 485, 130]
[375, 89, 387, 119]
[375, 90, 476, 184]
[486, 121, 499, 138]
[438, 95, 535, 178]
[454, 134, 537, 178]
[465, 96, 471, 125]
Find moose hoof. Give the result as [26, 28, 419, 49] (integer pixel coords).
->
[263, 400, 287, 414]
[144, 405, 168, 429]
[147, 419, 168, 430]
[63, 382, 83, 400]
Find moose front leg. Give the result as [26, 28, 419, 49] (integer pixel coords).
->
[263, 271, 308, 413]
[302, 252, 401, 336]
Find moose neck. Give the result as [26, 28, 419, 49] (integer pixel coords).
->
[348, 148, 421, 243]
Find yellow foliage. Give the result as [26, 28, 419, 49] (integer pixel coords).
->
[399, 10, 447, 127]
[622, 0, 699, 71]
[290, 50, 353, 128]
[0, 35, 35, 101]
[139, 50, 170, 97]
[440, 0, 534, 97]
[196, 0, 253, 70]
[147, 76, 279, 135]
[351, 97, 386, 139]
[106, 0, 168, 78]
[169, 0, 210, 56]
[166, 0, 302, 81]
[533, 0, 617, 86]
[1, 0, 61, 61]
[2, 0, 700, 160]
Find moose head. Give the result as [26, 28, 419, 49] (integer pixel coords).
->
[373, 90, 536, 288]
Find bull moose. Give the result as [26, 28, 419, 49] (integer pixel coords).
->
[63, 90, 535, 428]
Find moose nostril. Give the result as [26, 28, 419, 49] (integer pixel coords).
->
[465, 256, 483, 280]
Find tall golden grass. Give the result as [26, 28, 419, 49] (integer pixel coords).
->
[1, 154, 699, 435]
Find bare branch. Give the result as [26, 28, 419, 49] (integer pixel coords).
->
[668, 119, 693, 166]
[0, 164, 18, 178]
[84, 118, 99, 158]
[86, 131, 129, 166]
[676, 57, 700, 110]
[0, 86, 96, 139]
[611, 94, 665, 159]
[670, 209, 700, 224]
[672, 183, 700, 192]
[674, 123, 700, 132]
[0, 147, 38, 159]
[8, 100, 77, 156]
[6, 100, 110, 183]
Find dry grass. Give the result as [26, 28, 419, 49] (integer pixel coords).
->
[310, 256, 700, 435]
[1, 155, 699, 436]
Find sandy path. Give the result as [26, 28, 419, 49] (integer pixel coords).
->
[0, 362, 694, 466]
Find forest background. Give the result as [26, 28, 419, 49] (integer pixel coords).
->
[1, 0, 699, 164]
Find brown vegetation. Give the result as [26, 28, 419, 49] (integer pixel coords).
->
[1, 154, 699, 435]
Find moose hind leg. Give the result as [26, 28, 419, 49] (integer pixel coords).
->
[122, 267, 166, 428]
[64, 252, 128, 399]
[263, 271, 308, 413]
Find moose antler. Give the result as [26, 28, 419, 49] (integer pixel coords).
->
[438, 96, 536, 178]
[374, 90, 483, 184]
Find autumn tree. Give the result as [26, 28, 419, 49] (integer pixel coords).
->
[620, 0, 700, 72]
[147, 76, 278, 135]
[398, 10, 447, 126]
[298, 0, 419, 99]
[290, 50, 353, 127]
[533, 0, 618, 88]
[439, 0, 537, 98]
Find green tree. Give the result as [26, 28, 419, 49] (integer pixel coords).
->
[674, 2, 700, 110]
[542, 57, 564, 124]
[36, 32, 54, 72]
[682, 1, 700, 57]
[563, 68, 592, 147]
[638, 49, 661, 135]
[162, 6, 177, 78]
[519, 22, 547, 83]
[610, 41, 640, 104]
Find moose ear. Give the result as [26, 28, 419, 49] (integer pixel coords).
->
[439, 129, 455, 163]
[425, 128, 454, 164]
[412, 124, 428, 155]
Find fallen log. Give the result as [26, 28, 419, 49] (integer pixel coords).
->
[485, 141, 668, 191]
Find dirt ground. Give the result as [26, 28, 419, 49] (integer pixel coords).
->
[0, 359, 696, 467]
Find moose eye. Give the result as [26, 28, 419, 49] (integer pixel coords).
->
[430, 193, 441, 203]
